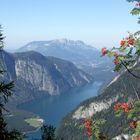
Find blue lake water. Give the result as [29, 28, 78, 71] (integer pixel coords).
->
[19, 81, 102, 139]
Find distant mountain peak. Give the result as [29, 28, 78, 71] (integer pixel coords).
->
[53, 39, 85, 46]
[18, 39, 96, 52]
[55, 38, 69, 44]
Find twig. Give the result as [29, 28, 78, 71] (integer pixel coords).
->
[121, 61, 140, 79]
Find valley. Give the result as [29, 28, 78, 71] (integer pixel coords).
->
[1, 39, 115, 139]
[1, 0, 140, 139]
[18, 81, 102, 139]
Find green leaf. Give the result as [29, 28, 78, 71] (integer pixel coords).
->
[114, 63, 122, 72]
[79, 124, 84, 129]
[131, 8, 140, 15]
[119, 46, 128, 52]
[118, 56, 125, 61]
[107, 51, 115, 57]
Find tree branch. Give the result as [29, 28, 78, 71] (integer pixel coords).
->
[121, 61, 140, 79]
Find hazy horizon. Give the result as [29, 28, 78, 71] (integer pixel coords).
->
[1, 0, 139, 50]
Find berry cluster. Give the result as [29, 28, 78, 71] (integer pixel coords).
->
[129, 121, 140, 140]
[101, 35, 136, 66]
[113, 102, 121, 110]
[113, 102, 131, 113]
[129, 120, 140, 128]
[114, 101, 140, 139]
[101, 47, 119, 65]
[101, 47, 108, 56]
[120, 37, 135, 47]
[84, 118, 91, 138]
[129, 121, 136, 129]
[81, 0, 140, 139]
[136, 135, 140, 140]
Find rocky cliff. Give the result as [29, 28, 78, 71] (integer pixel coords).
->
[0, 50, 93, 103]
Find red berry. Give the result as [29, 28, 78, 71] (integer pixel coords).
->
[121, 102, 127, 109]
[113, 58, 118, 65]
[86, 128, 91, 137]
[114, 102, 121, 110]
[84, 119, 91, 129]
[101, 48, 108, 56]
[124, 108, 129, 113]
[120, 40, 126, 46]
[129, 121, 135, 129]
[121, 102, 130, 113]
[136, 135, 140, 140]
[127, 38, 134, 45]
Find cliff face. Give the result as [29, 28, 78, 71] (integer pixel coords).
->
[57, 61, 140, 140]
[0, 51, 93, 103]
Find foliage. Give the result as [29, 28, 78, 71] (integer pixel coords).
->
[81, 0, 140, 139]
[0, 25, 25, 140]
[101, 1, 140, 76]
[100, 0, 140, 139]
[79, 118, 106, 140]
[113, 100, 140, 139]
[41, 125, 56, 140]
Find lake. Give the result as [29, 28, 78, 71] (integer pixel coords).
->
[19, 81, 102, 139]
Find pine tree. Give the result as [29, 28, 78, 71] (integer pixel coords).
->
[0, 25, 24, 140]
[41, 125, 56, 140]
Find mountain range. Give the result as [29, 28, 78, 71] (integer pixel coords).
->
[17, 39, 114, 81]
[2, 39, 118, 135]
[1, 50, 93, 103]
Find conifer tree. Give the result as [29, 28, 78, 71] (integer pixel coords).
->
[41, 125, 56, 140]
[0, 25, 24, 140]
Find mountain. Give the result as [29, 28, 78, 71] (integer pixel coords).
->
[17, 39, 114, 81]
[57, 59, 140, 139]
[18, 39, 98, 63]
[1, 50, 93, 103]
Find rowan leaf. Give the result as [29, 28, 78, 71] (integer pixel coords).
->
[131, 8, 140, 15]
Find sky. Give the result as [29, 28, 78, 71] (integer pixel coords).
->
[0, 0, 139, 50]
